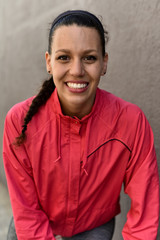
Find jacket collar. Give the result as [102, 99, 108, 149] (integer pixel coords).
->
[50, 87, 101, 122]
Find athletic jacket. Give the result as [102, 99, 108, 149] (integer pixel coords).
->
[3, 88, 159, 240]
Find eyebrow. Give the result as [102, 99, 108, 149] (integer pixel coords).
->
[55, 49, 98, 54]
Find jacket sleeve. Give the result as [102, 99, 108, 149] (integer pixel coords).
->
[3, 109, 56, 240]
[122, 111, 159, 240]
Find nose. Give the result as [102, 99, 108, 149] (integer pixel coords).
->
[69, 58, 84, 77]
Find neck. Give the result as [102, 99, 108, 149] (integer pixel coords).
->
[60, 100, 94, 119]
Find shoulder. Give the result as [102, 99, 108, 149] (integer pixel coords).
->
[4, 91, 57, 140]
[96, 89, 150, 149]
[5, 96, 34, 130]
[98, 88, 143, 123]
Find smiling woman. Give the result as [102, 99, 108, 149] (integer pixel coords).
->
[45, 25, 108, 118]
[3, 10, 159, 240]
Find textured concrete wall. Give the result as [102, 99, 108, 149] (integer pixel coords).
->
[0, 0, 159, 239]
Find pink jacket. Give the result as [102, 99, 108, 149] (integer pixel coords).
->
[3, 88, 159, 240]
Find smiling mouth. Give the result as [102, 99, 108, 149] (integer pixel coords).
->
[66, 82, 88, 89]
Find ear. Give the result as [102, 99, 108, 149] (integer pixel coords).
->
[45, 51, 52, 74]
[101, 53, 108, 76]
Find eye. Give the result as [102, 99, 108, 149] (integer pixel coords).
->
[57, 55, 70, 62]
[83, 55, 97, 62]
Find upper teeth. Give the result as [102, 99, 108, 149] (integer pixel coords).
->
[67, 82, 87, 89]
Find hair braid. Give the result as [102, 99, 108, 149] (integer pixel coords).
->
[15, 77, 55, 146]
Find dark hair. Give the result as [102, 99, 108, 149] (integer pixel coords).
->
[15, 77, 55, 146]
[48, 10, 109, 56]
[15, 10, 109, 146]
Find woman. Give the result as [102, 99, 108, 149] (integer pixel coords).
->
[3, 10, 159, 240]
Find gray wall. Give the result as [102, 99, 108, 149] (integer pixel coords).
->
[0, 0, 159, 239]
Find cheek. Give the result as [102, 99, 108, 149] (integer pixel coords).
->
[87, 64, 103, 78]
[52, 65, 67, 80]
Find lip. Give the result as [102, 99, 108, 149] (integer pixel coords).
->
[65, 81, 89, 93]
[65, 81, 89, 84]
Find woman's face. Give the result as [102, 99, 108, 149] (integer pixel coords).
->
[46, 24, 108, 118]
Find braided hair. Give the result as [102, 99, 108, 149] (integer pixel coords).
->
[15, 10, 109, 145]
[15, 77, 55, 146]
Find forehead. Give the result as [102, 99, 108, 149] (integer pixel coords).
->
[51, 25, 101, 52]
